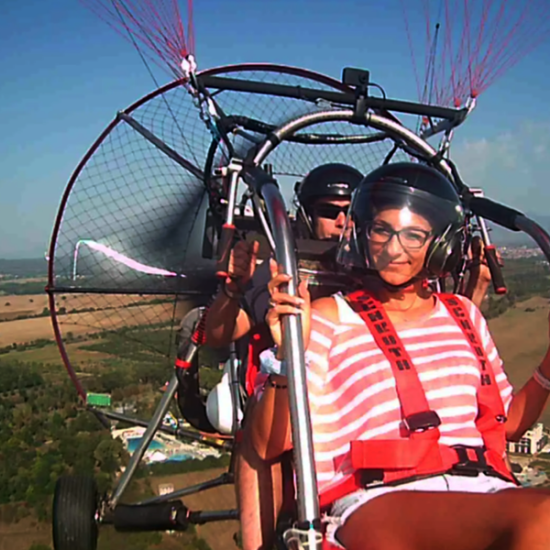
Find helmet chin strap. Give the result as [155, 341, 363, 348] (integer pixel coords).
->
[378, 274, 416, 292]
[296, 204, 315, 237]
[371, 271, 427, 293]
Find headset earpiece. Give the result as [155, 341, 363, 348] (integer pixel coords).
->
[425, 225, 464, 278]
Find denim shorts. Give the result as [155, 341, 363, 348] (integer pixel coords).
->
[324, 473, 518, 548]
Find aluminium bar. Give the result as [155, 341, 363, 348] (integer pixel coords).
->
[199, 75, 466, 121]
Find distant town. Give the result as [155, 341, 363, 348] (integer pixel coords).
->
[499, 246, 545, 260]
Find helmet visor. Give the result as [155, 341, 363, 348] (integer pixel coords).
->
[336, 183, 464, 278]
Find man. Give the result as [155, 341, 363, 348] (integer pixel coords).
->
[205, 162, 364, 349]
[205, 163, 364, 550]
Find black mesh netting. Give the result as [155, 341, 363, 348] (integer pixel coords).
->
[49, 66, 410, 389]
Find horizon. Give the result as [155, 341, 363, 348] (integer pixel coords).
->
[0, 233, 545, 263]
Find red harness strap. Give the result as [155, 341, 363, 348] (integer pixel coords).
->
[245, 323, 273, 397]
[438, 293, 508, 461]
[318, 291, 515, 509]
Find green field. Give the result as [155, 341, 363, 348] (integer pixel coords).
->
[0, 257, 550, 550]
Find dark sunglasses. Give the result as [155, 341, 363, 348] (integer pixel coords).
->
[313, 204, 349, 220]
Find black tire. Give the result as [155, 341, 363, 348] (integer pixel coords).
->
[52, 475, 99, 550]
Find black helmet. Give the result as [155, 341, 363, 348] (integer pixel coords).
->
[337, 162, 465, 282]
[294, 163, 363, 238]
[297, 163, 364, 206]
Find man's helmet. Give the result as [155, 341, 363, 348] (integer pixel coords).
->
[294, 163, 363, 237]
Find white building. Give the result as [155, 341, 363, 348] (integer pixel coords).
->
[507, 423, 547, 455]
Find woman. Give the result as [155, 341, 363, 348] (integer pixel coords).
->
[250, 162, 550, 550]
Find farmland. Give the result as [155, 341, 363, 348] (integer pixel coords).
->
[0, 289, 200, 349]
[1, 257, 550, 550]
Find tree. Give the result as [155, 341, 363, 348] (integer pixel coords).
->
[48, 412, 64, 438]
[94, 438, 126, 476]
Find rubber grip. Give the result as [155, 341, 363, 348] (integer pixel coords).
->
[469, 197, 522, 232]
[485, 245, 507, 295]
[216, 223, 235, 279]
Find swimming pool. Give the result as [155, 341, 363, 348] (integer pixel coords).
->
[126, 437, 163, 453]
[126, 437, 192, 462]
[168, 454, 191, 462]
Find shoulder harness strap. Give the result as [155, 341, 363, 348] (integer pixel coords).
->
[438, 294, 507, 457]
[346, 289, 443, 439]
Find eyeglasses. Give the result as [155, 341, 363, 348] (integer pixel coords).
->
[313, 204, 349, 220]
[366, 222, 432, 250]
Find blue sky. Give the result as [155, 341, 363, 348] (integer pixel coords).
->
[1, 0, 550, 258]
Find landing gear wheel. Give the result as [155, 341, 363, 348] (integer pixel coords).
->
[52, 475, 99, 550]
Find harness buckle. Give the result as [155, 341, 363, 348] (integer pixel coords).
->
[403, 410, 441, 433]
[450, 445, 490, 477]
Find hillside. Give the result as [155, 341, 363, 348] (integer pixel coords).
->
[489, 296, 550, 424]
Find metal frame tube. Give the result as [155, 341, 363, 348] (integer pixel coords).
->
[110, 336, 201, 506]
[251, 194, 276, 251]
[476, 215, 491, 244]
[110, 371, 181, 507]
[96, 409, 232, 451]
[228, 341, 242, 433]
[259, 182, 320, 526]
[188, 510, 240, 524]
[253, 110, 449, 179]
[224, 159, 243, 226]
[199, 75, 466, 122]
[118, 112, 204, 180]
[515, 216, 550, 260]
[469, 189, 494, 246]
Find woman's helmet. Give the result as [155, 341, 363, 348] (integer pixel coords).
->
[294, 163, 363, 238]
[336, 162, 465, 285]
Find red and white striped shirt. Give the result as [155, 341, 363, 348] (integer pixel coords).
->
[305, 293, 513, 495]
